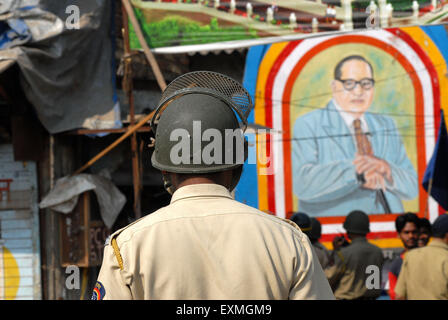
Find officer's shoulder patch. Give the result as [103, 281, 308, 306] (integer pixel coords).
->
[91, 281, 106, 300]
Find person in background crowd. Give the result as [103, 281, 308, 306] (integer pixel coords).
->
[325, 210, 384, 300]
[388, 212, 419, 299]
[395, 214, 448, 300]
[290, 212, 312, 236]
[418, 217, 432, 247]
[309, 217, 332, 269]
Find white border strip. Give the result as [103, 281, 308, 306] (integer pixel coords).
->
[322, 221, 396, 234]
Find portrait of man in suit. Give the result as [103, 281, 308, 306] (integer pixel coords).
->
[292, 55, 418, 217]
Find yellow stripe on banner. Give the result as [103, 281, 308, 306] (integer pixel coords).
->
[321, 238, 405, 250]
[255, 42, 289, 212]
[401, 26, 448, 116]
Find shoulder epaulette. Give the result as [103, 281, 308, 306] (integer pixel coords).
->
[105, 216, 149, 271]
[111, 236, 124, 270]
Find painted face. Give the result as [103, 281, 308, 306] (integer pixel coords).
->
[332, 59, 375, 119]
[399, 222, 419, 250]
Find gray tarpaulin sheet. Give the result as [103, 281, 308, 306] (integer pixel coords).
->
[0, 0, 121, 133]
[39, 173, 126, 229]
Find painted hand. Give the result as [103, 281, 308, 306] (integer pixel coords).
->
[353, 154, 393, 190]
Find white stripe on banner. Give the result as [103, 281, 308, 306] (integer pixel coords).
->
[322, 221, 396, 234]
[272, 35, 340, 218]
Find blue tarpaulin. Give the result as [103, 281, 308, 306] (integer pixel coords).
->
[0, 18, 31, 49]
[422, 110, 448, 210]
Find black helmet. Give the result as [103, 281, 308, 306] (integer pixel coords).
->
[290, 212, 312, 234]
[150, 71, 253, 174]
[309, 217, 322, 241]
[343, 210, 370, 235]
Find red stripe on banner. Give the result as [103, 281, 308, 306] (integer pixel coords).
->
[321, 231, 398, 242]
[279, 34, 425, 224]
[264, 40, 301, 214]
[387, 28, 442, 218]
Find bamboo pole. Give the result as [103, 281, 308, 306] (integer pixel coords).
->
[122, 1, 142, 219]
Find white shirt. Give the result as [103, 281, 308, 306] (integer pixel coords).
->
[332, 99, 369, 135]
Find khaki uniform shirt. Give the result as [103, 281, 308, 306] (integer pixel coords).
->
[95, 184, 334, 300]
[395, 240, 448, 300]
[312, 242, 331, 269]
[325, 237, 384, 300]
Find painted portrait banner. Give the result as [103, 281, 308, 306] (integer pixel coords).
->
[128, 0, 448, 53]
[235, 25, 448, 248]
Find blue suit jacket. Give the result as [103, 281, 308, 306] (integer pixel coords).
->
[292, 101, 418, 217]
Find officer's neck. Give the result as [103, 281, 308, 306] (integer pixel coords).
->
[171, 172, 232, 192]
[176, 177, 227, 189]
[347, 233, 366, 241]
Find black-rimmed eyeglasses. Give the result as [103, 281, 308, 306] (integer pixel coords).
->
[335, 78, 375, 91]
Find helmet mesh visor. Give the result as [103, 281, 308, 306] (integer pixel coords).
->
[158, 71, 253, 124]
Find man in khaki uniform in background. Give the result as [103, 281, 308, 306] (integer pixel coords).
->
[93, 71, 334, 300]
[309, 217, 332, 269]
[395, 214, 448, 300]
[325, 210, 384, 300]
[290, 212, 331, 269]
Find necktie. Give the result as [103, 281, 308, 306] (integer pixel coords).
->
[353, 119, 373, 156]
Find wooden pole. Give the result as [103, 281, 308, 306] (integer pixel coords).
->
[122, 2, 142, 219]
[121, 0, 167, 91]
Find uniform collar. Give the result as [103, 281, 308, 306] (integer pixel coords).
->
[428, 239, 448, 250]
[170, 183, 233, 204]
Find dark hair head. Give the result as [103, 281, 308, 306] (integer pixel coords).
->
[419, 218, 432, 234]
[395, 212, 420, 233]
[334, 55, 374, 80]
[432, 214, 448, 238]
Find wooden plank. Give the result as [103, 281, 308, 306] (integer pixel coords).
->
[0, 275, 33, 287]
[1, 219, 32, 230]
[3, 257, 32, 268]
[59, 192, 90, 267]
[4, 247, 32, 255]
[2, 239, 33, 249]
[0, 210, 32, 220]
[1, 229, 32, 239]
[0, 190, 33, 210]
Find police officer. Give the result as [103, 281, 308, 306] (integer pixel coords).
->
[395, 214, 448, 300]
[291, 212, 331, 269]
[309, 217, 332, 269]
[325, 210, 384, 300]
[93, 71, 334, 300]
[290, 212, 312, 235]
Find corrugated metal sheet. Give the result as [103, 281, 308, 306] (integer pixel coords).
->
[0, 144, 41, 300]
